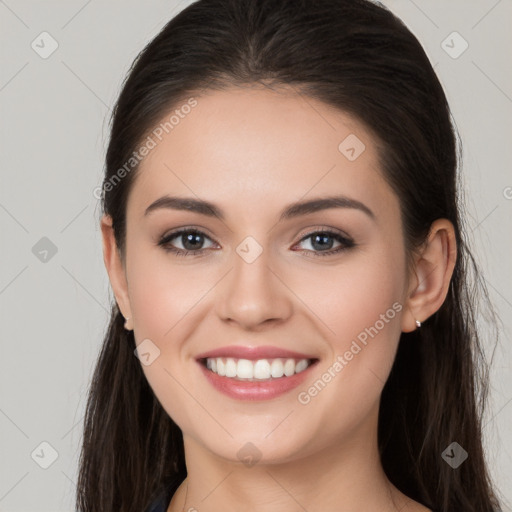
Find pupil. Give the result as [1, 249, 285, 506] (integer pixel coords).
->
[312, 233, 333, 250]
[183, 233, 202, 250]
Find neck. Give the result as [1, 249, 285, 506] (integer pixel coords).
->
[168, 408, 414, 512]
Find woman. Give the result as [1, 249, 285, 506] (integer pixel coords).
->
[76, 0, 502, 510]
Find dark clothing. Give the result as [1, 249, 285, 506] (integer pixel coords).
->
[145, 490, 170, 512]
[145, 477, 183, 512]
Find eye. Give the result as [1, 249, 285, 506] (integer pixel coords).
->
[157, 226, 355, 258]
[293, 228, 355, 257]
[158, 228, 217, 257]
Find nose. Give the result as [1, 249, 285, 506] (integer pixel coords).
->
[215, 241, 294, 330]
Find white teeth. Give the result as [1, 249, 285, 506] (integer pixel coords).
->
[254, 359, 271, 379]
[217, 358, 226, 376]
[284, 359, 295, 376]
[237, 359, 254, 379]
[204, 357, 313, 380]
[295, 359, 308, 373]
[225, 358, 237, 377]
[271, 359, 284, 378]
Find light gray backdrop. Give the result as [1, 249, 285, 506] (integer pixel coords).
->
[0, 1, 511, 511]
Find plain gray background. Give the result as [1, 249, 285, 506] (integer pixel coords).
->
[0, 1, 511, 510]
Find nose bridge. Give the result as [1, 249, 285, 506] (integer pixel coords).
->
[216, 233, 293, 328]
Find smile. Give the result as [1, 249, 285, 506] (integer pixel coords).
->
[202, 357, 313, 381]
[197, 357, 319, 401]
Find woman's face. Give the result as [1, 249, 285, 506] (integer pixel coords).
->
[119, 86, 412, 464]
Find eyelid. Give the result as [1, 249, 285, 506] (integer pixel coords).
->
[295, 225, 353, 243]
[159, 224, 215, 239]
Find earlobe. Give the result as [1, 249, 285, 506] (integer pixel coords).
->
[100, 214, 132, 322]
[401, 219, 457, 333]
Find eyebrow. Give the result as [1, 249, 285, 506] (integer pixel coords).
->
[144, 194, 375, 222]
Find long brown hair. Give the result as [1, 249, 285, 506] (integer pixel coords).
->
[77, 0, 502, 510]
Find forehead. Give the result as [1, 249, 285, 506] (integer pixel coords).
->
[127, 85, 397, 222]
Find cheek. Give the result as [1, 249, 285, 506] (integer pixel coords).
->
[125, 248, 218, 429]
[292, 248, 406, 437]
[289, 244, 405, 348]
[126, 244, 208, 341]
[329, 261, 404, 354]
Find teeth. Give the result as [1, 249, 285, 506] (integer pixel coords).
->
[254, 359, 270, 379]
[295, 359, 308, 373]
[225, 358, 237, 377]
[271, 359, 284, 378]
[204, 357, 313, 381]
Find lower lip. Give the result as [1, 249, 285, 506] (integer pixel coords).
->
[197, 360, 318, 401]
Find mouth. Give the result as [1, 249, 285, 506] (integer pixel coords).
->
[196, 356, 320, 401]
[199, 356, 318, 381]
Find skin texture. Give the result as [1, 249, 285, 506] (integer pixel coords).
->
[101, 85, 456, 512]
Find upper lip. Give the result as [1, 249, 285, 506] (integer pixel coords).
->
[196, 345, 317, 361]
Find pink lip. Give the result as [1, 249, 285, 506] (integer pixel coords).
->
[195, 345, 316, 361]
[197, 359, 319, 401]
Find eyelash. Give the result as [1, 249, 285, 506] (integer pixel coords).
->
[157, 227, 355, 258]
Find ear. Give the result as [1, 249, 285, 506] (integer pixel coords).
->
[100, 214, 132, 324]
[401, 219, 457, 333]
